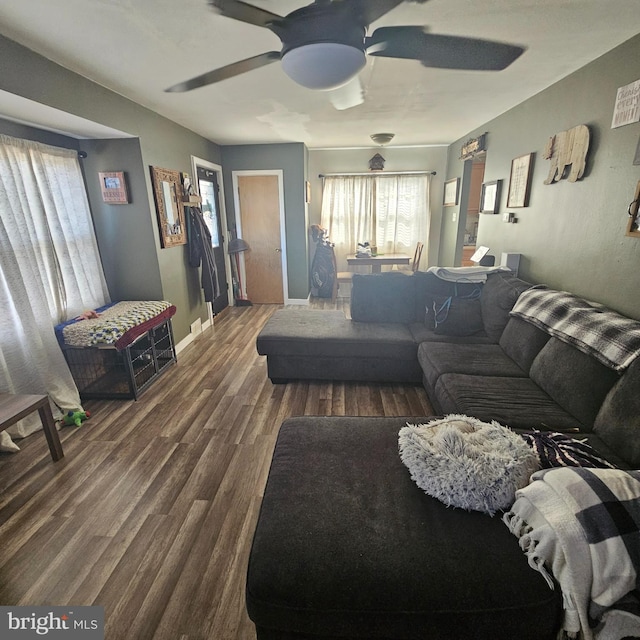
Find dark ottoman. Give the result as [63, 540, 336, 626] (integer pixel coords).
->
[246, 416, 561, 640]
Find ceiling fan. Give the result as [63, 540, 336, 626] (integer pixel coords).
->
[166, 0, 525, 99]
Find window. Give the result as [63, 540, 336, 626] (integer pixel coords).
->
[0, 134, 110, 450]
[320, 173, 431, 270]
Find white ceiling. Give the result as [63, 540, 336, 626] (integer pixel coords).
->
[0, 0, 639, 148]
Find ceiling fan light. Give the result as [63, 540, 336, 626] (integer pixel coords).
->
[281, 43, 366, 90]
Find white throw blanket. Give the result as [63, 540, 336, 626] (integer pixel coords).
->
[503, 467, 640, 640]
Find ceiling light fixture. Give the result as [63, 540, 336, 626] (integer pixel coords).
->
[281, 43, 366, 90]
[370, 133, 395, 146]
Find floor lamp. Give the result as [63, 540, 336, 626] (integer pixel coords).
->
[228, 237, 252, 306]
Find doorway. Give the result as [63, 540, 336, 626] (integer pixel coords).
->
[191, 157, 230, 315]
[233, 171, 287, 304]
[461, 156, 485, 266]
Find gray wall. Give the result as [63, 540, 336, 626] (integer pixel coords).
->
[220, 143, 308, 301]
[440, 33, 640, 319]
[0, 34, 223, 342]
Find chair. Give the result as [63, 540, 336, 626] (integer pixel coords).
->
[397, 242, 424, 272]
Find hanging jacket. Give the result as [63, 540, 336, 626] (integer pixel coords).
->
[187, 206, 219, 303]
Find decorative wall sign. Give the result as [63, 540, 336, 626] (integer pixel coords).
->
[611, 79, 640, 129]
[443, 178, 460, 206]
[98, 171, 129, 204]
[506, 153, 534, 208]
[542, 124, 590, 184]
[480, 180, 502, 214]
[459, 133, 487, 160]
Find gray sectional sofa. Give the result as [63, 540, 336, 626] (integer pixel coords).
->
[249, 269, 640, 639]
[257, 269, 640, 466]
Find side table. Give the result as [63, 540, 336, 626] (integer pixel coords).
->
[0, 394, 64, 461]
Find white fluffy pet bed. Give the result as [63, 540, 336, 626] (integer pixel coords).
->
[398, 414, 539, 516]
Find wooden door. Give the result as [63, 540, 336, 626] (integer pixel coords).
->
[237, 174, 284, 304]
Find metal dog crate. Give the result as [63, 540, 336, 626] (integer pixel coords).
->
[62, 318, 176, 400]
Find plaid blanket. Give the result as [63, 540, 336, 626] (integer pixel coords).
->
[510, 287, 640, 371]
[503, 467, 640, 639]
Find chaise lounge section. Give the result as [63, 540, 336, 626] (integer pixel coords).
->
[246, 416, 563, 640]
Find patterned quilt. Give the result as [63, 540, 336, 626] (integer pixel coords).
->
[60, 300, 174, 349]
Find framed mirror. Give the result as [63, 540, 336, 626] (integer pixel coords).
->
[150, 166, 186, 248]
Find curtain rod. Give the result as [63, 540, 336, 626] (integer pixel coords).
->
[318, 170, 436, 178]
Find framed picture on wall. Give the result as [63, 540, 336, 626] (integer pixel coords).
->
[506, 153, 534, 208]
[443, 178, 460, 206]
[480, 179, 502, 214]
[98, 171, 129, 204]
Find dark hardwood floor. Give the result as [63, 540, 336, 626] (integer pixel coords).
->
[0, 298, 433, 639]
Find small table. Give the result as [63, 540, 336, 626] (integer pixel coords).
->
[347, 253, 411, 274]
[0, 394, 64, 461]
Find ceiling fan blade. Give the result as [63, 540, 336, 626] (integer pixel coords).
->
[366, 27, 525, 70]
[327, 75, 364, 110]
[165, 52, 280, 92]
[348, 0, 429, 26]
[208, 0, 283, 28]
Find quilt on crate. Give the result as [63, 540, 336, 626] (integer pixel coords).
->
[56, 301, 176, 351]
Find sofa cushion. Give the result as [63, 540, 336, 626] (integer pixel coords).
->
[246, 416, 561, 640]
[480, 272, 532, 342]
[350, 272, 416, 323]
[409, 322, 492, 345]
[413, 270, 484, 324]
[594, 356, 640, 467]
[257, 309, 416, 360]
[429, 296, 484, 336]
[499, 317, 551, 372]
[433, 374, 584, 431]
[529, 338, 619, 430]
[418, 342, 527, 389]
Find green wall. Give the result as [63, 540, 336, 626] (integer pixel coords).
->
[0, 34, 223, 343]
[441, 33, 640, 319]
[220, 143, 309, 301]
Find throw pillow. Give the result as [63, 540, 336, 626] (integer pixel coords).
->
[521, 431, 617, 469]
[399, 415, 539, 516]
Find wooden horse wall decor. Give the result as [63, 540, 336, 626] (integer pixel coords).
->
[543, 124, 590, 184]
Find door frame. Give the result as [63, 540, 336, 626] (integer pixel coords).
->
[190, 156, 232, 315]
[232, 169, 289, 304]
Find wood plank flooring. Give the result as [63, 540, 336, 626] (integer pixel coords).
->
[0, 299, 433, 639]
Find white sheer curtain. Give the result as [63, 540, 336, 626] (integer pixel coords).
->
[0, 134, 110, 452]
[320, 173, 431, 271]
[319, 176, 373, 270]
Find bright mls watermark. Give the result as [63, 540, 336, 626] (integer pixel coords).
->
[1, 607, 103, 639]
